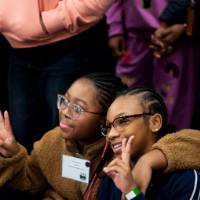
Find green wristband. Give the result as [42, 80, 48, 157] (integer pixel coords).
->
[125, 187, 141, 200]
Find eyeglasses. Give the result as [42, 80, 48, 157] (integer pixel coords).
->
[100, 113, 153, 136]
[57, 94, 103, 119]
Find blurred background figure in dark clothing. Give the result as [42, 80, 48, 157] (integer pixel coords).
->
[0, 34, 10, 112]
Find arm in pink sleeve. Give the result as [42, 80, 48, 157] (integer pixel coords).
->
[106, 0, 124, 37]
[41, 0, 114, 34]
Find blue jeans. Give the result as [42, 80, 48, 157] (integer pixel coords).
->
[9, 52, 85, 150]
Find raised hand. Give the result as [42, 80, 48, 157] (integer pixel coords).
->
[103, 136, 137, 194]
[132, 149, 168, 194]
[0, 111, 19, 157]
[132, 155, 152, 194]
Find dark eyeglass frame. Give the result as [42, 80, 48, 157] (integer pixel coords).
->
[57, 94, 103, 117]
[101, 113, 153, 136]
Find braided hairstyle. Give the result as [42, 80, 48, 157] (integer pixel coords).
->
[82, 73, 126, 199]
[82, 72, 126, 115]
[116, 87, 175, 139]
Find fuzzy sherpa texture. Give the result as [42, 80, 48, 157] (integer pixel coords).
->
[152, 129, 200, 172]
[0, 127, 106, 200]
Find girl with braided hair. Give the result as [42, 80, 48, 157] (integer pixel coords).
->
[0, 72, 125, 199]
[100, 87, 200, 199]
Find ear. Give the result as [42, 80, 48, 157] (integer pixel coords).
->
[149, 113, 162, 133]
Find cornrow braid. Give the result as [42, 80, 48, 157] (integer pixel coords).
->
[117, 87, 175, 139]
[82, 73, 126, 200]
[83, 72, 126, 115]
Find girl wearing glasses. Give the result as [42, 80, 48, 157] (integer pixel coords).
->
[100, 87, 200, 200]
[0, 73, 124, 199]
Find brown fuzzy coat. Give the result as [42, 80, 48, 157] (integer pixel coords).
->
[152, 129, 200, 172]
[0, 127, 106, 200]
[0, 128, 200, 199]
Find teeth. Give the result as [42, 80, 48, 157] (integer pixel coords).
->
[113, 143, 122, 149]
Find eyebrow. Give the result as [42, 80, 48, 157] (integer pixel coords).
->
[115, 113, 127, 118]
[65, 92, 87, 107]
[107, 112, 126, 122]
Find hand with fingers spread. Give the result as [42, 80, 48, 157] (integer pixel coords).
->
[103, 136, 137, 194]
[0, 111, 19, 157]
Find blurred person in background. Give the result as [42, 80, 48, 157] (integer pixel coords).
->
[0, 35, 10, 112]
[106, 0, 199, 130]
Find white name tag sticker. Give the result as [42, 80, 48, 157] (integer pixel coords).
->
[62, 155, 90, 183]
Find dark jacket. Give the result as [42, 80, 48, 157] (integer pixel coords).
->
[160, 0, 191, 24]
[160, 0, 200, 39]
[98, 170, 200, 200]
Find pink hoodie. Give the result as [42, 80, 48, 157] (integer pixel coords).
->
[0, 0, 113, 48]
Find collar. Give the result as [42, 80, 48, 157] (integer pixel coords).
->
[64, 136, 106, 161]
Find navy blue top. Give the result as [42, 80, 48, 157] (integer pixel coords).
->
[160, 0, 191, 24]
[160, 0, 200, 23]
[98, 170, 200, 200]
[160, 0, 200, 40]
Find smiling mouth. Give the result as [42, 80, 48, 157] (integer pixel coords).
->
[111, 143, 122, 154]
[59, 122, 72, 129]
